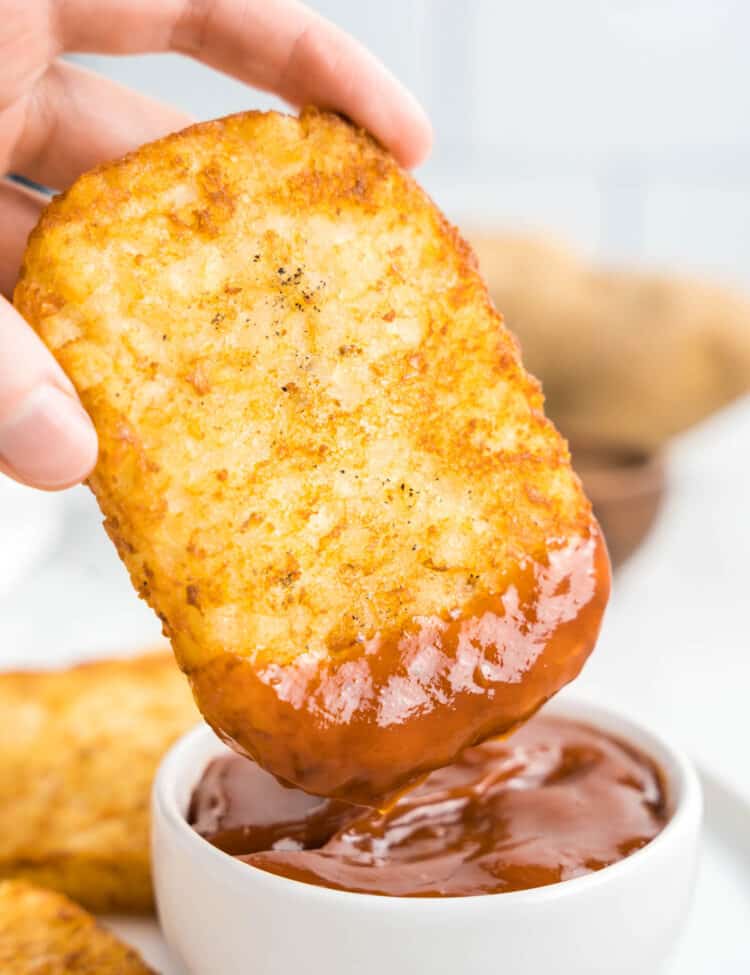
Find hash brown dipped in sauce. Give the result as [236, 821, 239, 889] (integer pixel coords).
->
[15, 108, 610, 802]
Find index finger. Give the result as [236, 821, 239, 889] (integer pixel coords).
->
[51, 0, 433, 168]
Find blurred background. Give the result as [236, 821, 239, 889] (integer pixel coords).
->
[2, 0, 749, 804]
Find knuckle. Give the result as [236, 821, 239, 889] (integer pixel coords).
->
[0, 1, 52, 109]
[170, 0, 214, 55]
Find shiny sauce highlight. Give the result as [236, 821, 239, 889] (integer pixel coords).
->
[189, 713, 667, 896]
[190, 530, 611, 804]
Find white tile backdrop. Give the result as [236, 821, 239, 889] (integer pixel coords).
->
[72, 0, 750, 285]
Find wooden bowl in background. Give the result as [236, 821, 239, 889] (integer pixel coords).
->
[570, 442, 666, 569]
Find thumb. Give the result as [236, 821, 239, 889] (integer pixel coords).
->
[0, 296, 97, 490]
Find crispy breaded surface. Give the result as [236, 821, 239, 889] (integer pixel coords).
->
[0, 880, 154, 973]
[15, 109, 606, 799]
[0, 653, 197, 913]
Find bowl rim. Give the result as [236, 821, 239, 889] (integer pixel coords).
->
[152, 694, 702, 911]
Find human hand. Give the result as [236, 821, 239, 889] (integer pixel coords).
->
[0, 0, 432, 489]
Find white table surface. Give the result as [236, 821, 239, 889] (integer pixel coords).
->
[0, 397, 748, 801]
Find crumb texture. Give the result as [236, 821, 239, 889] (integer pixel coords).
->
[15, 109, 590, 668]
[0, 652, 197, 912]
[0, 879, 155, 972]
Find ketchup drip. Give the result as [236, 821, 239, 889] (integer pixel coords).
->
[191, 529, 610, 804]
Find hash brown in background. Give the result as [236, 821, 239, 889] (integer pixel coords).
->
[16, 108, 608, 801]
[0, 879, 154, 973]
[0, 652, 197, 913]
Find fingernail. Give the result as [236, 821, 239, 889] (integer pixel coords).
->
[0, 384, 98, 489]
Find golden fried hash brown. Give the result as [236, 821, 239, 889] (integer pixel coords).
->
[0, 880, 154, 973]
[0, 653, 197, 913]
[15, 109, 608, 801]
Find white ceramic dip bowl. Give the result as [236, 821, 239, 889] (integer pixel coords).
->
[152, 696, 702, 975]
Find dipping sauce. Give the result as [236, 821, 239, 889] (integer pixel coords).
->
[189, 714, 667, 896]
[191, 530, 611, 804]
